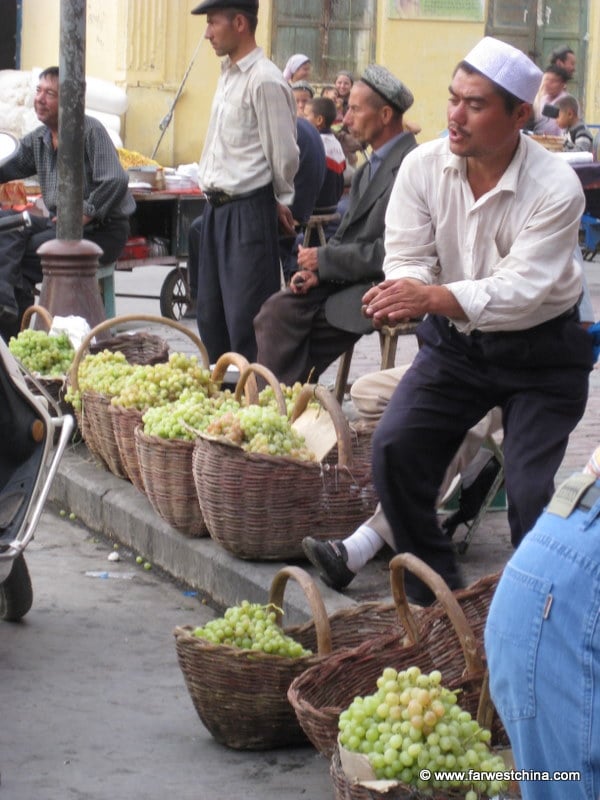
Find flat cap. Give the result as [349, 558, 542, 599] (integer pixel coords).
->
[463, 37, 542, 103]
[360, 64, 414, 114]
[192, 0, 258, 14]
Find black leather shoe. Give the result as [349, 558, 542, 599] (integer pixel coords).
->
[302, 537, 355, 590]
[442, 455, 502, 539]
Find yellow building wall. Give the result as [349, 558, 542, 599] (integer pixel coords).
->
[19, 1, 600, 166]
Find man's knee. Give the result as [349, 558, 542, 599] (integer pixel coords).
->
[350, 365, 412, 420]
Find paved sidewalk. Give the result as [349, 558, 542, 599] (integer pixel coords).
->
[48, 260, 600, 623]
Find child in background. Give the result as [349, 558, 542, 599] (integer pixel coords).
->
[556, 94, 594, 152]
[304, 96, 346, 220]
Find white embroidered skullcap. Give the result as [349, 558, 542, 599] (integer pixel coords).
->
[463, 37, 542, 103]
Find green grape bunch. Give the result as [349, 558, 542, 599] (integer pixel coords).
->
[192, 600, 312, 658]
[207, 404, 315, 460]
[111, 353, 216, 411]
[64, 349, 135, 410]
[142, 389, 241, 441]
[9, 329, 75, 377]
[338, 665, 509, 799]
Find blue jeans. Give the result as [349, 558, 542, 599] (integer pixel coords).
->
[485, 478, 600, 800]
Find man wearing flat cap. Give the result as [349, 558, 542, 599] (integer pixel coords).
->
[362, 37, 593, 601]
[190, 0, 298, 363]
[254, 64, 417, 385]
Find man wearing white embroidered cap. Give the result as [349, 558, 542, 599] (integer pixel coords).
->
[362, 37, 594, 605]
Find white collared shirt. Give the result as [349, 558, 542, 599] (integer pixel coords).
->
[383, 134, 585, 332]
[198, 47, 299, 204]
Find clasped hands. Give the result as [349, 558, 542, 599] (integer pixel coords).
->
[291, 245, 320, 294]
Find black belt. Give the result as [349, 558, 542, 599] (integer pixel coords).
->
[579, 481, 600, 511]
[203, 185, 271, 208]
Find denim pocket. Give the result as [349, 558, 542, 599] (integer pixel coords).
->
[485, 564, 552, 721]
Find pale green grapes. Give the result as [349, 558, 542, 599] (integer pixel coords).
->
[193, 600, 312, 657]
[9, 329, 74, 376]
[338, 666, 509, 799]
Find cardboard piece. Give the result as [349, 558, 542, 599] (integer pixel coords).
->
[291, 405, 338, 462]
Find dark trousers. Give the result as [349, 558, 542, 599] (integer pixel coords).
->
[372, 312, 594, 583]
[195, 185, 280, 363]
[187, 215, 203, 301]
[0, 211, 129, 339]
[254, 284, 361, 385]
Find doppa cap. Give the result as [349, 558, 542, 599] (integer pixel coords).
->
[192, 0, 258, 14]
[463, 37, 542, 103]
[360, 64, 414, 114]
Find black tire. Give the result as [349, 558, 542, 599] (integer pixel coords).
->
[159, 266, 190, 320]
[0, 553, 33, 621]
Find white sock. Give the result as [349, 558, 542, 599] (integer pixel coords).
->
[343, 525, 385, 573]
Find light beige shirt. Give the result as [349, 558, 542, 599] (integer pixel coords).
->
[383, 134, 585, 332]
[198, 47, 298, 204]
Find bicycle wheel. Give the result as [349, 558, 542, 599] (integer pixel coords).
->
[159, 266, 190, 320]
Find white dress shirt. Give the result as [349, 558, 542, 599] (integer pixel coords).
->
[383, 134, 585, 333]
[198, 47, 298, 205]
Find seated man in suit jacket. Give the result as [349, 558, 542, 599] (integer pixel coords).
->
[254, 65, 417, 386]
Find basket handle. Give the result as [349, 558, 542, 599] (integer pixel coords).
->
[68, 313, 209, 394]
[268, 565, 333, 656]
[20, 304, 53, 332]
[389, 553, 485, 678]
[476, 670, 496, 731]
[210, 352, 257, 403]
[234, 363, 287, 415]
[290, 383, 353, 468]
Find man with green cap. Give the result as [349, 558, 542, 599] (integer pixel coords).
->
[190, 0, 298, 362]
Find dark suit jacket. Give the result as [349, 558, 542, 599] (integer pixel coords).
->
[319, 131, 417, 335]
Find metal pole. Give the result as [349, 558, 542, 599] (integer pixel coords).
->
[37, 0, 108, 334]
[57, 0, 86, 241]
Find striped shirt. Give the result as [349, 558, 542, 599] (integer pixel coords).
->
[0, 115, 135, 222]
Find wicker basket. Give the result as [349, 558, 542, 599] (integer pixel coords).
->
[18, 304, 74, 417]
[68, 314, 209, 477]
[329, 743, 518, 800]
[135, 426, 208, 536]
[111, 351, 254, 492]
[173, 566, 334, 750]
[110, 405, 145, 490]
[323, 556, 512, 799]
[287, 555, 503, 759]
[192, 372, 378, 560]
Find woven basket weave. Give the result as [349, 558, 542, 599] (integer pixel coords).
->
[323, 556, 512, 799]
[110, 405, 145, 490]
[135, 426, 208, 536]
[110, 353, 258, 496]
[192, 374, 378, 560]
[288, 556, 503, 759]
[173, 566, 334, 750]
[68, 314, 209, 477]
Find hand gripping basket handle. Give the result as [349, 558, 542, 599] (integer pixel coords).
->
[290, 383, 353, 469]
[210, 352, 257, 404]
[20, 304, 53, 332]
[268, 566, 333, 656]
[390, 552, 485, 679]
[68, 313, 210, 394]
[234, 362, 287, 415]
